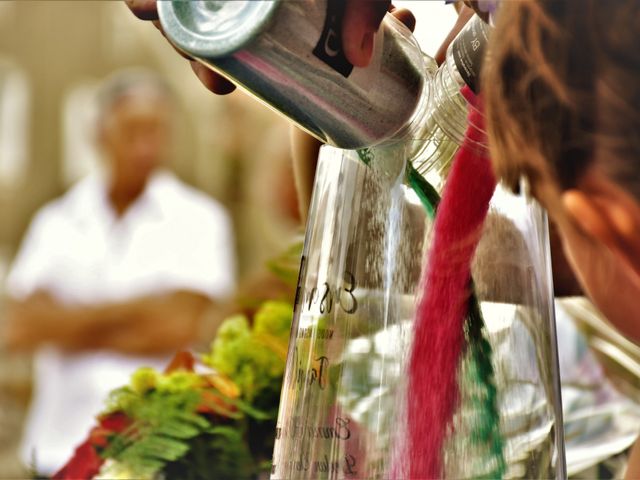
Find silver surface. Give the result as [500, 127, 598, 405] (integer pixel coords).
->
[159, 0, 425, 149]
[158, 1, 280, 58]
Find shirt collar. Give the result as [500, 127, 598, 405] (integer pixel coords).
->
[72, 169, 169, 227]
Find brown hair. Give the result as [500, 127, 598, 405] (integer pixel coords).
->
[484, 0, 640, 211]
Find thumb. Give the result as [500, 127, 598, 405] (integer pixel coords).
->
[342, 0, 390, 67]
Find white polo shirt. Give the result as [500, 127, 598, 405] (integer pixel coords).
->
[7, 169, 235, 474]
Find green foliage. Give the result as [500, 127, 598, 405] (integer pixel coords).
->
[245, 381, 282, 461]
[156, 371, 205, 394]
[253, 301, 292, 338]
[203, 302, 292, 402]
[97, 300, 293, 479]
[215, 315, 252, 344]
[356, 148, 374, 165]
[130, 367, 158, 395]
[266, 240, 304, 288]
[161, 427, 255, 480]
[102, 386, 211, 476]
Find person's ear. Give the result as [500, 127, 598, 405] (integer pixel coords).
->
[562, 190, 617, 247]
[562, 179, 640, 276]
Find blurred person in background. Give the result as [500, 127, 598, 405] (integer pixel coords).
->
[3, 69, 235, 475]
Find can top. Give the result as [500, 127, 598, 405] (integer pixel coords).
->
[158, 1, 281, 58]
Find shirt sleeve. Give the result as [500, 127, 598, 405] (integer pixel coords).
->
[6, 207, 60, 300]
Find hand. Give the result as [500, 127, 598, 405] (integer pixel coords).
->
[342, 1, 415, 67]
[341, 2, 486, 67]
[125, 0, 489, 91]
[125, 0, 415, 93]
[463, 1, 495, 22]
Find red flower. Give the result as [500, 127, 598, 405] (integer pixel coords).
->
[163, 350, 195, 373]
[196, 389, 237, 417]
[99, 411, 131, 433]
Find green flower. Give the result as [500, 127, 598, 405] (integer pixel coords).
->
[253, 301, 292, 338]
[217, 315, 251, 341]
[156, 371, 203, 394]
[130, 367, 159, 395]
[203, 303, 293, 402]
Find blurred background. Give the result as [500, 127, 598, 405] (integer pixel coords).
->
[0, 1, 457, 477]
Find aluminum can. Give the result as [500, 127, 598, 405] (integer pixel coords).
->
[158, 0, 426, 150]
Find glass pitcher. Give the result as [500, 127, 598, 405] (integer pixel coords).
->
[270, 142, 566, 479]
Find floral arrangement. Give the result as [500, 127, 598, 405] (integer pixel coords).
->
[54, 301, 293, 480]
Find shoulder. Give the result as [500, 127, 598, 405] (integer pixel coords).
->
[26, 175, 106, 241]
[27, 179, 86, 231]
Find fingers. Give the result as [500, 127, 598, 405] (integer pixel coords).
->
[342, 1, 415, 67]
[190, 62, 236, 95]
[342, 0, 390, 67]
[154, 22, 197, 61]
[128, 0, 416, 93]
[463, 1, 491, 22]
[388, 6, 416, 32]
[434, 4, 475, 65]
[125, 0, 158, 21]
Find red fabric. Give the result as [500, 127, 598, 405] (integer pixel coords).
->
[52, 439, 104, 480]
[53, 412, 131, 480]
[408, 87, 496, 479]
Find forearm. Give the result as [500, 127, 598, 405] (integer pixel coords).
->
[5, 291, 211, 353]
[4, 295, 105, 350]
[434, 5, 475, 65]
[92, 292, 212, 354]
[290, 125, 321, 225]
